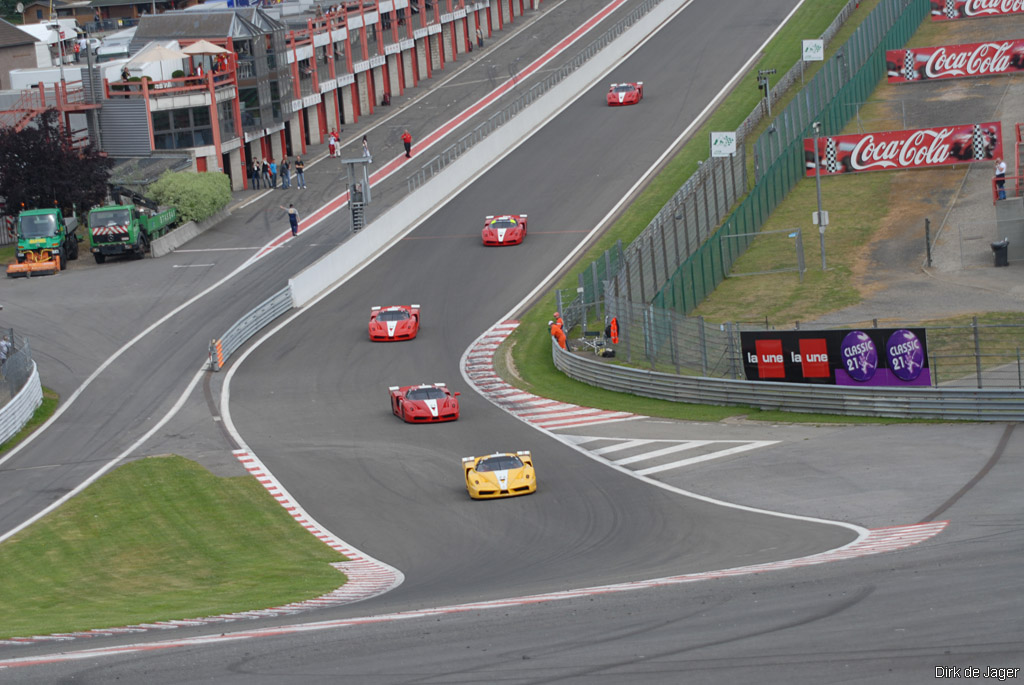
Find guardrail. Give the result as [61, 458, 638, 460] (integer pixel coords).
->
[552, 339, 1023, 421]
[208, 287, 293, 371]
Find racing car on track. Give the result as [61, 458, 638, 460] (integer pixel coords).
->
[482, 214, 527, 246]
[462, 451, 536, 499]
[389, 383, 460, 423]
[607, 82, 643, 106]
[369, 305, 420, 341]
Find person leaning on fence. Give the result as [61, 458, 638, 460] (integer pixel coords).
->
[549, 320, 566, 350]
[995, 157, 1007, 200]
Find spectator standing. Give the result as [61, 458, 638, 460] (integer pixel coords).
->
[280, 158, 291, 188]
[362, 135, 371, 157]
[262, 159, 271, 187]
[280, 204, 300, 236]
[476, 27, 483, 48]
[295, 157, 306, 188]
[328, 131, 337, 158]
[251, 159, 261, 189]
[995, 157, 1007, 200]
[269, 159, 278, 188]
[401, 129, 412, 158]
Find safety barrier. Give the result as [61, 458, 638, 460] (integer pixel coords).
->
[208, 287, 293, 371]
[552, 340, 1024, 421]
[0, 362, 42, 446]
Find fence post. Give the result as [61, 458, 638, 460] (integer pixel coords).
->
[638, 248, 647, 303]
[624, 299, 632, 363]
[660, 226, 671, 291]
[725, 321, 737, 379]
[973, 315, 983, 389]
[555, 290, 563, 326]
[698, 315, 708, 376]
[591, 261, 601, 326]
[924, 217, 932, 268]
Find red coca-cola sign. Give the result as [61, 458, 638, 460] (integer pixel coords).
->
[887, 40, 1024, 82]
[804, 122, 1002, 176]
[931, 0, 1024, 20]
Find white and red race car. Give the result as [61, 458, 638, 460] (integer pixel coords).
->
[607, 82, 643, 106]
[482, 214, 527, 246]
[389, 383, 461, 423]
[369, 305, 420, 341]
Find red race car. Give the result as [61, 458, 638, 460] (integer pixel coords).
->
[482, 214, 527, 246]
[389, 383, 461, 423]
[607, 82, 643, 106]
[369, 305, 420, 341]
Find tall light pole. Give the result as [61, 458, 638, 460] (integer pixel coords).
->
[812, 121, 827, 270]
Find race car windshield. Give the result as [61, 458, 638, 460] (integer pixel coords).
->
[89, 209, 131, 227]
[407, 387, 446, 400]
[613, 85, 635, 93]
[489, 218, 517, 228]
[476, 455, 523, 472]
[377, 310, 410, 322]
[18, 214, 58, 238]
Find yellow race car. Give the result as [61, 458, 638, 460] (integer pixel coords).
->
[462, 451, 537, 500]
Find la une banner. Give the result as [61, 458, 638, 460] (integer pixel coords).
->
[740, 328, 931, 387]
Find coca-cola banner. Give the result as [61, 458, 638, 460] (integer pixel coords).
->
[804, 122, 1002, 176]
[740, 328, 931, 387]
[887, 41, 1024, 82]
[930, 0, 1024, 21]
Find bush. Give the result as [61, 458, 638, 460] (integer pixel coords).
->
[171, 70, 185, 79]
[149, 171, 231, 224]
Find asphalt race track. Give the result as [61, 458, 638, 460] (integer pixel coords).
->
[2, 0, 1022, 682]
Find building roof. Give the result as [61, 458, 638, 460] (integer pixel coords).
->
[133, 9, 244, 40]
[0, 18, 38, 49]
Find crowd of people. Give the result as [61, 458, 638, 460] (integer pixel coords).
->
[249, 156, 306, 190]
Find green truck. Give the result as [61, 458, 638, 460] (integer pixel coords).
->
[7, 207, 80, 277]
[87, 201, 177, 264]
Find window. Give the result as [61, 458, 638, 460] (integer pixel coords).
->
[150, 106, 215, 150]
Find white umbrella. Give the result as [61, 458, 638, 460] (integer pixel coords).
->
[127, 43, 188, 65]
[182, 39, 229, 55]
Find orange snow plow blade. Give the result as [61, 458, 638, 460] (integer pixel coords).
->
[6, 250, 60, 278]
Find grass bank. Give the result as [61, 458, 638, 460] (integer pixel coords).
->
[0, 456, 346, 639]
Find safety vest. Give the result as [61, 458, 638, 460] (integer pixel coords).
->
[610, 317, 619, 344]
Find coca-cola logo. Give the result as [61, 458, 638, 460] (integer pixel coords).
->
[924, 42, 1014, 77]
[849, 129, 955, 171]
[962, 0, 1024, 15]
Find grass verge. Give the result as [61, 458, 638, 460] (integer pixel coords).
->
[0, 456, 346, 639]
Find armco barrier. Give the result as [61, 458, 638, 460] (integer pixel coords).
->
[552, 341, 1024, 421]
[209, 287, 293, 370]
[0, 362, 43, 445]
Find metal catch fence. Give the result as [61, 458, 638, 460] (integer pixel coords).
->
[0, 330, 34, 402]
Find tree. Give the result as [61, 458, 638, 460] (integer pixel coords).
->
[0, 109, 113, 216]
[149, 171, 231, 224]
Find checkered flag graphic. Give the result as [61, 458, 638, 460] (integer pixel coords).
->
[903, 51, 916, 80]
[825, 138, 838, 173]
[945, 0, 957, 18]
[972, 124, 985, 160]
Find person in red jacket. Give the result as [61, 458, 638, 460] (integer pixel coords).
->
[401, 129, 413, 158]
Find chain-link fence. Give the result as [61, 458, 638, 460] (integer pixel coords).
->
[0, 330, 35, 404]
[559, 298, 1024, 389]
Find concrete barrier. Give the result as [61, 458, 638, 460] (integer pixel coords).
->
[290, 0, 686, 307]
[150, 208, 232, 258]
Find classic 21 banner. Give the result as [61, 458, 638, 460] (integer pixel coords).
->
[887, 41, 1024, 82]
[740, 328, 931, 387]
[804, 122, 1002, 177]
[931, 0, 1024, 21]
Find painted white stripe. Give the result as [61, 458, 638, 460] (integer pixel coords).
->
[592, 439, 656, 455]
[535, 412, 635, 427]
[613, 440, 715, 465]
[635, 441, 778, 475]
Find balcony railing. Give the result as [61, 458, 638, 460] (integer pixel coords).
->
[104, 71, 235, 99]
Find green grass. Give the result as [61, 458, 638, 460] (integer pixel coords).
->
[0, 387, 58, 455]
[509, 0, 896, 423]
[0, 456, 347, 638]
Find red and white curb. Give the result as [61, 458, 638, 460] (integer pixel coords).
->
[0, 521, 947, 665]
[0, 450, 402, 647]
[464, 321, 645, 430]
